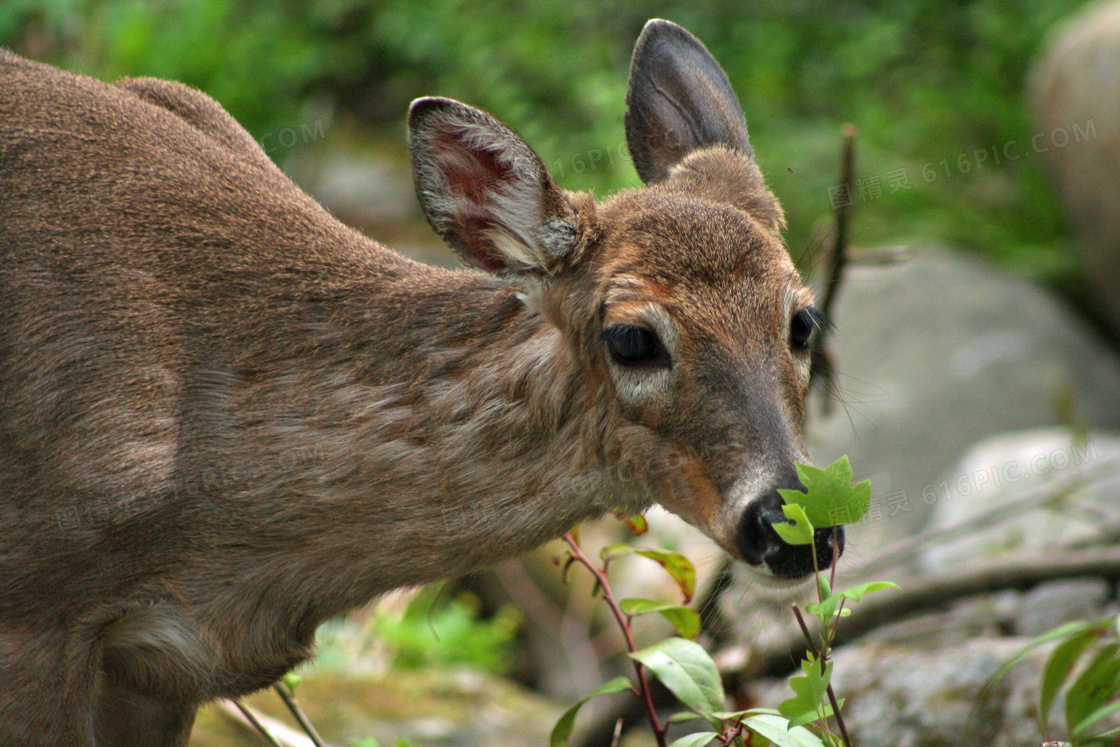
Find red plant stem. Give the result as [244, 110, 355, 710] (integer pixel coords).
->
[563, 532, 668, 747]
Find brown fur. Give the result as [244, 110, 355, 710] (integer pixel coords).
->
[0, 21, 837, 746]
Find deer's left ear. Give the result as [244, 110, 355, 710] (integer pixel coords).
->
[408, 97, 581, 276]
[625, 19, 753, 185]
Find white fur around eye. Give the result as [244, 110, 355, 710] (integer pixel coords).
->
[603, 304, 678, 406]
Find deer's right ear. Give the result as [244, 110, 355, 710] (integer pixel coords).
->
[625, 20, 753, 185]
[408, 97, 581, 276]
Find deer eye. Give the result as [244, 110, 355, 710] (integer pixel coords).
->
[601, 324, 669, 368]
[790, 308, 819, 350]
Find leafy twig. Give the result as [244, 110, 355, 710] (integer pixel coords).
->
[561, 532, 668, 747]
[792, 606, 852, 747]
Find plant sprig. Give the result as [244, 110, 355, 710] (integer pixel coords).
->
[552, 455, 895, 747]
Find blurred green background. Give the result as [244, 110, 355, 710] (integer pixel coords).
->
[0, 0, 1098, 302]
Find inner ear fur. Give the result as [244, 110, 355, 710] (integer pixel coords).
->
[408, 96, 584, 276]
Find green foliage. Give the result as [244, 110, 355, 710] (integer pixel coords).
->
[351, 738, 413, 747]
[994, 614, 1120, 745]
[768, 459, 897, 746]
[630, 637, 726, 715]
[804, 580, 900, 632]
[775, 503, 816, 546]
[0, 0, 1096, 282]
[370, 586, 521, 674]
[556, 453, 891, 747]
[550, 676, 634, 747]
[600, 543, 697, 603]
[282, 671, 301, 694]
[779, 653, 837, 727]
[771, 572, 896, 745]
[620, 598, 701, 641]
[778, 456, 873, 532]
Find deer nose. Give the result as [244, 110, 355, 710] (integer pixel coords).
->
[734, 476, 845, 579]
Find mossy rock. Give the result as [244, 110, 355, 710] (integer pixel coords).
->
[190, 667, 564, 747]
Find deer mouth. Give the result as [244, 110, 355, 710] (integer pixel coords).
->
[734, 485, 845, 582]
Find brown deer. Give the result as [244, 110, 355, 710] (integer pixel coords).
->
[0, 19, 841, 746]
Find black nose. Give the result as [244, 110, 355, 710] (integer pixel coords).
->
[735, 478, 846, 579]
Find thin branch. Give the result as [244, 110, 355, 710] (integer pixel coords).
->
[562, 532, 668, 747]
[609, 718, 624, 747]
[273, 683, 327, 747]
[817, 124, 857, 324]
[792, 607, 850, 747]
[742, 545, 1120, 679]
[229, 701, 286, 747]
[810, 125, 857, 410]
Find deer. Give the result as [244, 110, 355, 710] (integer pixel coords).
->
[0, 19, 842, 746]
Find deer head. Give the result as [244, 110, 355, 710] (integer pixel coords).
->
[408, 20, 841, 580]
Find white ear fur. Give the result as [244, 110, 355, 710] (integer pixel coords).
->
[408, 97, 579, 275]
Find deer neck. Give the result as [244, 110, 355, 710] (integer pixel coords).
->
[204, 264, 635, 604]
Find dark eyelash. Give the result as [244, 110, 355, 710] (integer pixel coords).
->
[803, 306, 833, 335]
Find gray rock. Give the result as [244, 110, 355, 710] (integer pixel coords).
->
[921, 428, 1120, 572]
[1031, 0, 1120, 338]
[752, 638, 1051, 747]
[1015, 579, 1111, 637]
[805, 249, 1120, 558]
[190, 666, 564, 747]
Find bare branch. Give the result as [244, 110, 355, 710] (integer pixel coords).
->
[738, 545, 1120, 679]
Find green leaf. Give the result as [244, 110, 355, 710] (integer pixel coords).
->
[805, 581, 900, 628]
[612, 509, 649, 536]
[599, 542, 632, 560]
[778, 456, 872, 528]
[282, 672, 301, 693]
[601, 544, 696, 603]
[550, 676, 633, 747]
[634, 549, 697, 604]
[1066, 642, 1120, 733]
[630, 637, 726, 714]
[742, 713, 829, 747]
[1094, 722, 1120, 738]
[990, 620, 1095, 686]
[773, 503, 814, 545]
[1072, 699, 1120, 739]
[1040, 628, 1100, 733]
[778, 653, 834, 727]
[668, 733, 718, 747]
[666, 711, 707, 725]
[620, 598, 701, 640]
